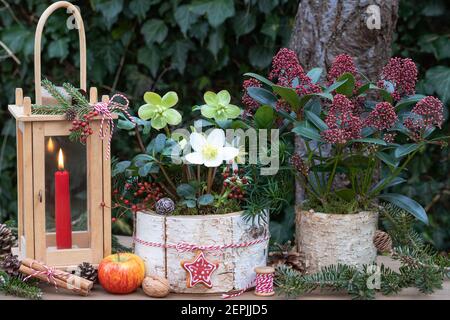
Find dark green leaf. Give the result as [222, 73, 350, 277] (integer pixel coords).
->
[292, 123, 323, 141]
[351, 138, 387, 146]
[394, 143, 421, 158]
[375, 151, 399, 168]
[335, 189, 356, 201]
[378, 193, 428, 224]
[175, 4, 200, 35]
[425, 66, 450, 104]
[141, 19, 168, 45]
[306, 68, 323, 84]
[254, 105, 275, 129]
[335, 73, 355, 97]
[324, 78, 348, 93]
[243, 73, 275, 87]
[232, 12, 256, 39]
[305, 111, 328, 131]
[272, 85, 300, 110]
[247, 87, 277, 107]
[248, 46, 274, 69]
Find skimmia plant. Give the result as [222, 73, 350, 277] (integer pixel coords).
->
[244, 49, 448, 223]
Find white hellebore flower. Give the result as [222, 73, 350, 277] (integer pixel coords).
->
[185, 129, 239, 167]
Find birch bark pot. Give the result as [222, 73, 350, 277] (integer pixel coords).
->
[296, 209, 378, 273]
[134, 211, 269, 293]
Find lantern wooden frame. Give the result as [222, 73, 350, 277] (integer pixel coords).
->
[7, 1, 113, 269]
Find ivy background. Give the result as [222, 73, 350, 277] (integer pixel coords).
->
[0, 0, 449, 250]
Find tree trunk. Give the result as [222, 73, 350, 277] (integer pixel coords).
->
[289, 0, 399, 204]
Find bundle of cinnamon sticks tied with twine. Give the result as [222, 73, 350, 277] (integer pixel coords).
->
[19, 258, 93, 296]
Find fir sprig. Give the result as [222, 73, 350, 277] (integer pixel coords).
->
[0, 271, 42, 300]
[42, 78, 70, 109]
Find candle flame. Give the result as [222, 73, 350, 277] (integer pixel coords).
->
[47, 137, 55, 153]
[58, 148, 65, 170]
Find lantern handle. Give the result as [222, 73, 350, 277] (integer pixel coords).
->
[34, 1, 86, 105]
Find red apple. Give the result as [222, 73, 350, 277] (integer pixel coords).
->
[98, 253, 145, 294]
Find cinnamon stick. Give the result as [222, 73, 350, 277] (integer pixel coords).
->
[20, 258, 93, 295]
[19, 264, 90, 296]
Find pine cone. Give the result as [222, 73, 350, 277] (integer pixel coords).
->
[268, 242, 305, 273]
[65, 107, 77, 121]
[0, 254, 22, 279]
[77, 262, 98, 283]
[373, 230, 392, 253]
[0, 224, 14, 260]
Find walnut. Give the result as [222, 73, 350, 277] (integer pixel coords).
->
[142, 274, 170, 298]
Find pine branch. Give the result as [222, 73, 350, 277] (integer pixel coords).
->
[0, 272, 42, 300]
[42, 78, 70, 108]
[31, 104, 68, 115]
[62, 82, 90, 108]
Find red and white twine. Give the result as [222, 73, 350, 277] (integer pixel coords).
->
[93, 93, 135, 159]
[133, 235, 270, 256]
[23, 262, 66, 290]
[222, 272, 274, 299]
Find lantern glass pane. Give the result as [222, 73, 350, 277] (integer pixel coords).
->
[44, 136, 89, 249]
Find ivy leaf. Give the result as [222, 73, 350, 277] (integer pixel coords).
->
[232, 12, 256, 39]
[207, 29, 224, 59]
[94, 0, 124, 28]
[248, 46, 274, 69]
[129, 0, 154, 20]
[258, 0, 279, 14]
[425, 66, 450, 104]
[191, 0, 235, 27]
[47, 38, 69, 60]
[169, 40, 194, 73]
[137, 46, 160, 77]
[261, 15, 280, 41]
[175, 4, 200, 36]
[141, 19, 168, 45]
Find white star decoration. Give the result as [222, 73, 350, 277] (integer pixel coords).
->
[181, 250, 219, 288]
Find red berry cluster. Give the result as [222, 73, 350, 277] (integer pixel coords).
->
[222, 167, 249, 200]
[69, 110, 98, 143]
[113, 181, 164, 217]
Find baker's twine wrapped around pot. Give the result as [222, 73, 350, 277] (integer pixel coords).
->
[373, 230, 393, 254]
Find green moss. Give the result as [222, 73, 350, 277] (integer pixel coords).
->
[171, 199, 241, 216]
[302, 194, 375, 214]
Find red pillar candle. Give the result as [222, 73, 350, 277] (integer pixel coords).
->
[55, 148, 72, 249]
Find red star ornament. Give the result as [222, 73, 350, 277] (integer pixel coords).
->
[181, 250, 219, 288]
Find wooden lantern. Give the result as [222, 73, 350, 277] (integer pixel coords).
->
[7, 1, 112, 269]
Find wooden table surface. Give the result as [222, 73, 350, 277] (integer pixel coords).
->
[1, 236, 449, 300]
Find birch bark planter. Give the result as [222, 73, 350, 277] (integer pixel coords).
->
[296, 209, 378, 273]
[134, 211, 269, 293]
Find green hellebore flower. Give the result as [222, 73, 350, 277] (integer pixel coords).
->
[138, 91, 182, 130]
[200, 90, 241, 121]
